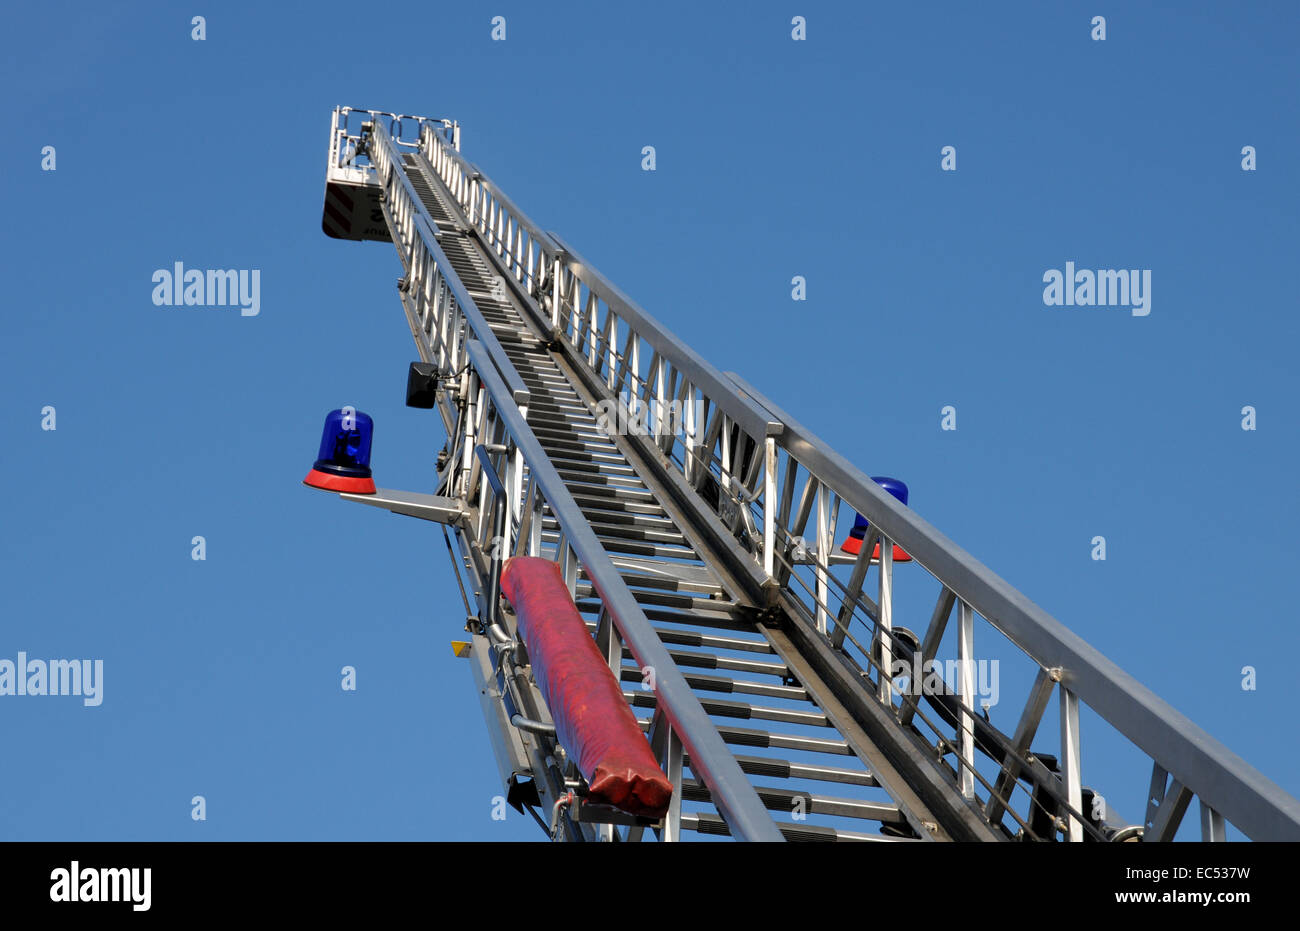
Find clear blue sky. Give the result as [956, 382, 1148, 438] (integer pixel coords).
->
[2, 1, 1296, 841]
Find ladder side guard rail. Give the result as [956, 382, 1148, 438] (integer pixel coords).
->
[369, 125, 529, 406]
[419, 124, 782, 447]
[419, 127, 564, 268]
[464, 338, 784, 842]
[726, 370, 1300, 842]
[418, 123, 561, 314]
[548, 232, 783, 445]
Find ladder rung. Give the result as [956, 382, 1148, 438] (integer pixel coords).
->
[569, 494, 667, 517]
[649, 647, 789, 679]
[679, 779, 905, 823]
[532, 434, 620, 455]
[546, 517, 687, 547]
[646, 626, 776, 655]
[542, 452, 636, 472]
[561, 480, 656, 501]
[542, 529, 695, 559]
[566, 508, 677, 531]
[624, 690, 830, 728]
[709, 723, 852, 756]
[679, 812, 904, 842]
[554, 470, 649, 491]
[620, 604, 757, 632]
[721, 753, 878, 788]
[528, 421, 617, 444]
[578, 615, 776, 655]
[525, 415, 604, 435]
[618, 666, 806, 701]
[575, 581, 726, 612]
[605, 560, 723, 595]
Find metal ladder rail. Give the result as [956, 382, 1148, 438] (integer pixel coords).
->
[373, 113, 1070, 842]
[393, 144, 991, 842]
[367, 121, 783, 841]
[393, 148, 910, 840]
[350, 111, 851, 840]
[399, 131, 1005, 841]
[410, 114, 1300, 842]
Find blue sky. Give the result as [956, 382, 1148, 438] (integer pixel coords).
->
[2, 1, 1297, 840]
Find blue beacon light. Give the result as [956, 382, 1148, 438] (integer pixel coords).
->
[840, 476, 912, 562]
[302, 408, 377, 494]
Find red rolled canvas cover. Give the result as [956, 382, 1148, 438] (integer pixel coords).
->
[500, 556, 673, 818]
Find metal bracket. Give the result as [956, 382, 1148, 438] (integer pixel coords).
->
[337, 488, 467, 524]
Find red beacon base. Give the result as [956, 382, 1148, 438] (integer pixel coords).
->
[302, 469, 376, 494]
[840, 535, 912, 563]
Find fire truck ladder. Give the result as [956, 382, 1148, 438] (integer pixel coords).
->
[317, 107, 1300, 843]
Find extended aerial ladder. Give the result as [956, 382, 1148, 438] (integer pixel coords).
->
[315, 106, 1300, 842]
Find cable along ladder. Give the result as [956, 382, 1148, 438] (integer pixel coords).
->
[316, 107, 1300, 843]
